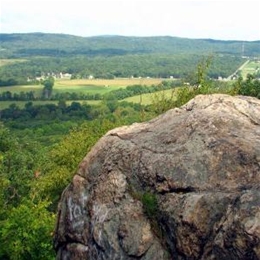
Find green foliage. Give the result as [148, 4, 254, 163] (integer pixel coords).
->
[234, 74, 260, 98]
[32, 119, 118, 209]
[0, 53, 244, 82]
[0, 125, 44, 208]
[230, 76, 243, 96]
[128, 186, 164, 240]
[141, 192, 159, 219]
[0, 104, 163, 259]
[0, 101, 92, 121]
[0, 199, 55, 260]
[150, 74, 206, 115]
[42, 77, 54, 89]
[149, 56, 237, 115]
[0, 118, 120, 259]
[104, 81, 182, 101]
[0, 124, 55, 259]
[196, 56, 212, 91]
[42, 77, 54, 99]
[150, 87, 177, 115]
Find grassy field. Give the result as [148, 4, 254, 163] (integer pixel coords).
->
[0, 78, 163, 97]
[239, 60, 260, 79]
[0, 78, 167, 108]
[0, 89, 175, 109]
[57, 78, 162, 87]
[122, 89, 177, 105]
[54, 78, 163, 94]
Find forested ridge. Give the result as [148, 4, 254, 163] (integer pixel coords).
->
[1, 33, 260, 57]
[1, 33, 259, 83]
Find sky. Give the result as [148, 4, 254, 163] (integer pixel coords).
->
[0, 0, 260, 41]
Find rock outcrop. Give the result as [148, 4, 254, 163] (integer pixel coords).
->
[54, 94, 260, 259]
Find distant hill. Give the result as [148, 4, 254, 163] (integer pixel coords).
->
[1, 33, 259, 58]
[0, 33, 259, 81]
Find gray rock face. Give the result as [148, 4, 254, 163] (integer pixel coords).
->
[54, 94, 260, 259]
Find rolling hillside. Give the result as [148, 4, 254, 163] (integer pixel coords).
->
[0, 33, 259, 81]
[1, 33, 260, 58]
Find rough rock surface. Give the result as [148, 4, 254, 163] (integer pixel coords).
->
[54, 94, 260, 259]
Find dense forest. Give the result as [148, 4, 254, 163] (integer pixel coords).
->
[1, 33, 260, 57]
[1, 33, 260, 85]
[0, 33, 260, 259]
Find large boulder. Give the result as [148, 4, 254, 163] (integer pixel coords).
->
[54, 94, 260, 259]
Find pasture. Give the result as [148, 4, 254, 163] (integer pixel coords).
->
[240, 60, 260, 79]
[0, 89, 174, 109]
[54, 78, 163, 94]
[57, 78, 162, 87]
[0, 78, 163, 97]
[122, 89, 177, 105]
[0, 78, 166, 108]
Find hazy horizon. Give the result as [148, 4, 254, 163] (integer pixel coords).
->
[1, 0, 260, 41]
[1, 32, 260, 42]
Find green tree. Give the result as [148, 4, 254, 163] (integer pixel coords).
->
[42, 77, 55, 99]
[232, 74, 260, 98]
[0, 199, 55, 260]
[32, 119, 118, 209]
[0, 124, 55, 259]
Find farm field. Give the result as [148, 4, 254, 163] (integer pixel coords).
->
[122, 88, 177, 105]
[0, 89, 175, 109]
[239, 60, 260, 78]
[0, 78, 164, 109]
[0, 78, 163, 97]
[56, 78, 162, 87]
[54, 78, 163, 94]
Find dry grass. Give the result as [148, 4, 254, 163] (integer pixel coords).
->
[56, 78, 163, 87]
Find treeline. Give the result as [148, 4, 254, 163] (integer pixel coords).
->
[2, 75, 259, 126]
[0, 77, 39, 87]
[0, 81, 181, 101]
[0, 54, 244, 86]
[0, 100, 143, 122]
[0, 101, 90, 121]
[0, 90, 102, 101]
[1, 33, 259, 89]
[0, 78, 20, 86]
[0, 91, 36, 101]
[104, 80, 182, 100]
[0, 98, 145, 146]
